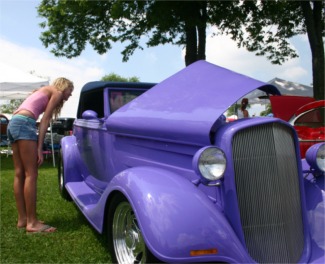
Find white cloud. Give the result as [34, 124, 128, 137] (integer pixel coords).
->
[205, 28, 311, 85]
[0, 38, 105, 117]
[180, 31, 311, 86]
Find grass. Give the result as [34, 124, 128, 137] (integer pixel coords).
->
[0, 152, 112, 263]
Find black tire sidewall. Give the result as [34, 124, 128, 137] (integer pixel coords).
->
[57, 149, 71, 201]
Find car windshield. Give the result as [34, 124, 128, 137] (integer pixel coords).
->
[109, 89, 146, 113]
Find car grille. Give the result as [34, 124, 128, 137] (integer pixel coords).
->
[232, 123, 304, 263]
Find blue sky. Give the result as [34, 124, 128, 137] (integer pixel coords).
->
[0, 0, 313, 117]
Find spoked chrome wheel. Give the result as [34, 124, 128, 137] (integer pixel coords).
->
[112, 201, 147, 264]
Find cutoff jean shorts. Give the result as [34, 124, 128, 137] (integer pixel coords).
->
[7, 115, 38, 144]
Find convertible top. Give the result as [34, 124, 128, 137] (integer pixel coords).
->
[106, 60, 280, 145]
[81, 81, 156, 93]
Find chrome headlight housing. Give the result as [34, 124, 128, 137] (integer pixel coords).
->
[193, 146, 226, 183]
[306, 143, 325, 173]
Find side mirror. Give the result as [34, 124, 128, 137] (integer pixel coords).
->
[82, 110, 98, 120]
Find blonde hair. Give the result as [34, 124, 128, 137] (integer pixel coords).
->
[51, 77, 74, 120]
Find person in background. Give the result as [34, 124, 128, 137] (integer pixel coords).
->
[238, 98, 249, 118]
[7, 77, 73, 233]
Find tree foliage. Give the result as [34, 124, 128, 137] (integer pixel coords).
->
[37, 0, 324, 99]
[260, 103, 273, 117]
[37, 0, 208, 65]
[0, 99, 23, 114]
[213, 0, 324, 99]
[227, 104, 241, 117]
[101, 73, 139, 82]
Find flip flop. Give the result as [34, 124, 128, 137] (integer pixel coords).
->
[17, 220, 44, 229]
[26, 224, 56, 234]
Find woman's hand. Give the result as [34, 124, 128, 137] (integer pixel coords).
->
[37, 149, 44, 166]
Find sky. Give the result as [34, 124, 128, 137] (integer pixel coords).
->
[0, 0, 313, 117]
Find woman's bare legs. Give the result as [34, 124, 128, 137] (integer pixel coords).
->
[12, 140, 55, 232]
[12, 142, 27, 228]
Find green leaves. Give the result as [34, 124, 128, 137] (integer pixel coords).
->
[0, 99, 23, 114]
[101, 72, 139, 82]
[37, 0, 324, 99]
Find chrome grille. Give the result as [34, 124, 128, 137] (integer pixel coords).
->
[232, 123, 304, 263]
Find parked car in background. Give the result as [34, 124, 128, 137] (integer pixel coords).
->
[43, 117, 75, 157]
[0, 114, 9, 144]
[270, 96, 325, 158]
[59, 61, 324, 263]
[51, 117, 75, 135]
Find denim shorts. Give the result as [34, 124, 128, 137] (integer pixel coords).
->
[7, 115, 38, 144]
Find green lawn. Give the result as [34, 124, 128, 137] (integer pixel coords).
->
[0, 153, 112, 263]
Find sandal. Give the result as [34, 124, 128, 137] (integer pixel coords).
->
[26, 224, 56, 234]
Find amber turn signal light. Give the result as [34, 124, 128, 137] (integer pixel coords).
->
[190, 248, 218, 256]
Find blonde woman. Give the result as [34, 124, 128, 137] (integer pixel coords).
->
[7, 77, 73, 233]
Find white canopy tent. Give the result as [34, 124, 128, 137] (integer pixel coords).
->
[0, 62, 49, 99]
[0, 63, 57, 166]
[241, 78, 313, 104]
[268, 77, 313, 97]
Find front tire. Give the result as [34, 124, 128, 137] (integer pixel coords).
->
[107, 194, 159, 263]
[57, 150, 71, 201]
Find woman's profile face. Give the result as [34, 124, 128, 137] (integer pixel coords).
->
[63, 86, 74, 101]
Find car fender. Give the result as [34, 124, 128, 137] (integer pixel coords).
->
[304, 178, 325, 262]
[302, 157, 325, 262]
[60, 136, 83, 183]
[100, 166, 253, 263]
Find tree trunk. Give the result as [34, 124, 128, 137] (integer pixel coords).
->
[300, 1, 325, 100]
[185, 23, 198, 66]
[184, 1, 207, 66]
[197, 1, 207, 61]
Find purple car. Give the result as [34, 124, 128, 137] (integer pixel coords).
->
[59, 61, 325, 263]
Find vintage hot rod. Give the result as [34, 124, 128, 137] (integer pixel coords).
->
[59, 61, 324, 263]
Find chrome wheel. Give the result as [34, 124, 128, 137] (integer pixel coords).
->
[112, 201, 147, 264]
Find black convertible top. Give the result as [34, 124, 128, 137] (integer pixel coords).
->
[80, 81, 156, 94]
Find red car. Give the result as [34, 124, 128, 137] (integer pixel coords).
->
[270, 96, 325, 158]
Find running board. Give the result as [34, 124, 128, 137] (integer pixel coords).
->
[65, 182, 100, 211]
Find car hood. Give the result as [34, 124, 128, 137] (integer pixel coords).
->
[106, 60, 280, 145]
[269, 95, 315, 121]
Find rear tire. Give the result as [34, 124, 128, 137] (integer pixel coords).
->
[57, 150, 71, 201]
[107, 194, 160, 263]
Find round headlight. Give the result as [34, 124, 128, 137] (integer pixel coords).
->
[194, 147, 226, 182]
[316, 144, 325, 171]
[306, 143, 325, 173]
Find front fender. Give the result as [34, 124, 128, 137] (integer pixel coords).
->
[61, 136, 83, 183]
[102, 166, 253, 263]
[304, 178, 325, 262]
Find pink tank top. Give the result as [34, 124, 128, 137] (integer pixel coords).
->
[14, 90, 49, 120]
